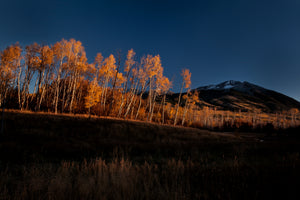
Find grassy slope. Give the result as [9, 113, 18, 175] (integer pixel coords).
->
[0, 110, 240, 163]
[0, 110, 300, 199]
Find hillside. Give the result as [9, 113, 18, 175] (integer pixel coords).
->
[0, 110, 238, 163]
[0, 111, 300, 199]
[190, 80, 300, 112]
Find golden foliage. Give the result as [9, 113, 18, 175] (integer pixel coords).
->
[124, 49, 136, 73]
[181, 68, 191, 89]
[160, 76, 172, 93]
[0, 43, 22, 84]
[115, 72, 125, 87]
[85, 78, 101, 109]
[101, 54, 116, 79]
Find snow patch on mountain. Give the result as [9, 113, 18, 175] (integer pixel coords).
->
[197, 80, 244, 90]
[223, 84, 234, 89]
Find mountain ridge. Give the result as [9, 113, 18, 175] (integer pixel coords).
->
[187, 80, 300, 113]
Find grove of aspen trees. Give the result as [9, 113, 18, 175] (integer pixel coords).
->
[0, 39, 197, 124]
[1, 38, 299, 129]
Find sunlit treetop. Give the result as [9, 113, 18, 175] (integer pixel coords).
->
[181, 68, 191, 89]
[124, 49, 136, 73]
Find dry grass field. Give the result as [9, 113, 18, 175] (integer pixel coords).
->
[0, 110, 300, 199]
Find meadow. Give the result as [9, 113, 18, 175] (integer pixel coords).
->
[0, 110, 300, 199]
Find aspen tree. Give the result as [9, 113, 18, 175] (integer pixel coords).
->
[100, 54, 116, 113]
[11, 43, 23, 110]
[182, 90, 199, 126]
[124, 67, 139, 118]
[68, 39, 87, 113]
[135, 57, 149, 119]
[140, 54, 162, 121]
[0, 44, 21, 108]
[74, 59, 89, 112]
[112, 72, 125, 115]
[141, 55, 153, 117]
[190, 90, 200, 123]
[52, 39, 68, 113]
[60, 40, 73, 112]
[181, 91, 191, 126]
[36, 45, 53, 111]
[85, 77, 101, 117]
[0, 45, 19, 134]
[90, 53, 102, 112]
[159, 76, 172, 124]
[94, 53, 104, 74]
[108, 50, 122, 116]
[147, 55, 163, 121]
[83, 61, 97, 112]
[174, 68, 191, 125]
[22, 43, 41, 110]
[129, 67, 141, 118]
[118, 49, 135, 117]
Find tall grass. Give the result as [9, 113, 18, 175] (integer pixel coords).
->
[1, 154, 299, 200]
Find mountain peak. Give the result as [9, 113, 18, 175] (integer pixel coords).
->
[223, 80, 241, 85]
[218, 80, 243, 89]
[197, 80, 245, 91]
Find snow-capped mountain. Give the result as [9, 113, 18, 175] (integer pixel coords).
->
[191, 80, 300, 112]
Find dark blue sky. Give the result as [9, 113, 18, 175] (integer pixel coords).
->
[1, 0, 300, 100]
